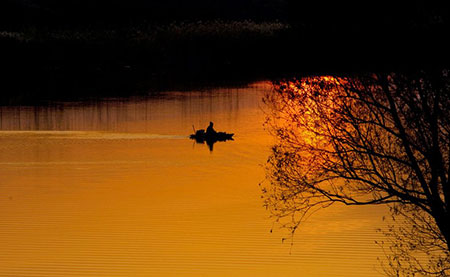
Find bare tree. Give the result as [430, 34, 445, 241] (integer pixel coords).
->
[261, 71, 450, 275]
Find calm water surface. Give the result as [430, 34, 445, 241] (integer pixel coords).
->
[0, 82, 387, 276]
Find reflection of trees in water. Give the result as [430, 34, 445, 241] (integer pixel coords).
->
[262, 72, 450, 275]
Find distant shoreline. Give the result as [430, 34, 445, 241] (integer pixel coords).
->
[1, 20, 449, 104]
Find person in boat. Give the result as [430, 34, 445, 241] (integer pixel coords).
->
[206, 121, 217, 136]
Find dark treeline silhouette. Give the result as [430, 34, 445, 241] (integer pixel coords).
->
[3, 0, 449, 28]
[287, 0, 450, 28]
[1, 0, 449, 104]
[0, 0, 287, 28]
[2, 0, 449, 28]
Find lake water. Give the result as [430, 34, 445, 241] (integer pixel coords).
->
[0, 82, 388, 276]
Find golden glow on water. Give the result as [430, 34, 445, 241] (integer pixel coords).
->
[0, 82, 387, 276]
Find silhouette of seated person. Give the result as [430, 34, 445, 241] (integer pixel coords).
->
[206, 122, 217, 136]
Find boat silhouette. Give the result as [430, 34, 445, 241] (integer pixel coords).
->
[190, 127, 234, 151]
[189, 129, 234, 142]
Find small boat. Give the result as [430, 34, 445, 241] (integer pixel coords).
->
[189, 129, 234, 142]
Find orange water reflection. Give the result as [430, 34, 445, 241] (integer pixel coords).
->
[0, 82, 387, 276]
